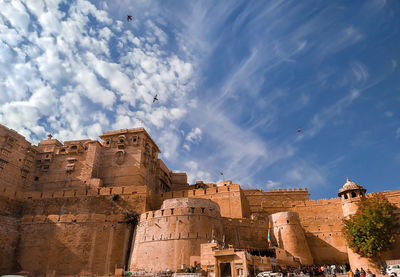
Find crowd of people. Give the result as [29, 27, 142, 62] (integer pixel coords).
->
[276, 264, 384, 277]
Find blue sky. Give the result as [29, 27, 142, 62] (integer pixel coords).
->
[0, 0, 399, 199]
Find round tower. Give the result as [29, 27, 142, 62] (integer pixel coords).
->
[269, 211, 313, 265]
[338, 178, 378, 273]
[338, 178, 366, 218]
[129, 198, 223, 273]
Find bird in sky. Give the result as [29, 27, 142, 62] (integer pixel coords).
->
[153, 94, 158, 103]
[127, 15, 133, 22]
[297, 128, 302, 134]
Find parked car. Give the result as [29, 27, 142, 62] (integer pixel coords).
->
[257, 272, 283, 277]
[387, 264, 400, 277]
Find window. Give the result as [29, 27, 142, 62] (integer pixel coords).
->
[351, 191, 356, 198]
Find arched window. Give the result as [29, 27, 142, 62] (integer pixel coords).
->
[351, 191, 357, 198]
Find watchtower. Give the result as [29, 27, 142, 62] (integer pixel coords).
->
[338, 177, 366, 218]
[338, 178, 379, 273]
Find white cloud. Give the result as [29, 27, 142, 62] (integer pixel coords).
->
[351, 61, 369, 85]
[284, 161, 326, 188]
[384, 111, 393, 117]
[0, 0, 196, 147]
[265, 180, 281, 189]
[392, 59, 397, 69]
[305, 89, 361, 139]
[158, 130, 181, 160]
[185, 160, 211, 184]
[186, 127, 202, 144]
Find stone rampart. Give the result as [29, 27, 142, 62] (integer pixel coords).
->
[267, 198, 347, 265]
[160, 184, 245, 218]
[221, 217, 269, 249]
[130, 198, 224, 273]
[0, 215, 19, 275]
[17, 214, 131, 276]
[243, 187, 309, 214]
[270, 212, 313, 265]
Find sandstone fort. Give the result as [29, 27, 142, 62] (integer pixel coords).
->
[0, 124, 399, 276]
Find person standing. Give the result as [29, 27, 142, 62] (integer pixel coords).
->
[360, 268, 366, 277]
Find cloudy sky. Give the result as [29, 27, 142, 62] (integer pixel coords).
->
[1, 0, 399, 199]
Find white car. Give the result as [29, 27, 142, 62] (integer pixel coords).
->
[257, 272, 283, 277]
[387, 264, 400, 277]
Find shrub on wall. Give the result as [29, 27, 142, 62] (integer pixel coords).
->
[343, 193, 400, 259]
[123, 210, 139, 226]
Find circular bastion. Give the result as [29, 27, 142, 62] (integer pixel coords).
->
[269, 211, 314, 265]
[129, 198, 223, 273]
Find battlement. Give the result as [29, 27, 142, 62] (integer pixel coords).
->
[244, 187, 308, 194]
[0, 185, 148, 200]
[20, 213, 126, 224]
[160, 183, 241, 199]
[140, 198, 222, 221]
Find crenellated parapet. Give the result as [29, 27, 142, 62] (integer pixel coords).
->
[130, 198, 224, 273]
[20, 213, 126, 224]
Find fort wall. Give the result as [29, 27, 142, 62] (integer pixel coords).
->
[130, 198, 224, 272]
[17, 213, 130, 276]
[0, 216, 20, 275]
[221, 217, 269, 249]
[1, 124, 399, 275]
[258, 197, 348, 265]
[160, 184, 252, 218]
[243, 188, 309, 215]
[270, 212, 313, 265]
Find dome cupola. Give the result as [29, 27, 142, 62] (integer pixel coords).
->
[338, 178, 366, 200]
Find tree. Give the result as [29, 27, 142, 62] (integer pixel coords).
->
[343, 193, 400, 259]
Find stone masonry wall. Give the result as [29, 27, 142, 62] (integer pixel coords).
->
[18, 214, 131, 276]
[160, 184, 248, 218]
[0, 215, 20, 275]
[221, 217, 269, 249]
[130, 198, 224, 272]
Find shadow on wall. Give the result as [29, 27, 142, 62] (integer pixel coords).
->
[15, 220, 129, 276]
[305, 233, 348, 265]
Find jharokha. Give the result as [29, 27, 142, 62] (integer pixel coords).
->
[0, 124, 399, 276]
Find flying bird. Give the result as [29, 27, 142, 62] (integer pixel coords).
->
[153, 94, 158, 103]
[297, 128, 302, 134]
[127, 15, 133, 22]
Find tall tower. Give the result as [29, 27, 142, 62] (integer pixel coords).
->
[338, 178, 378, 273]
[269, 211, 314, 265]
